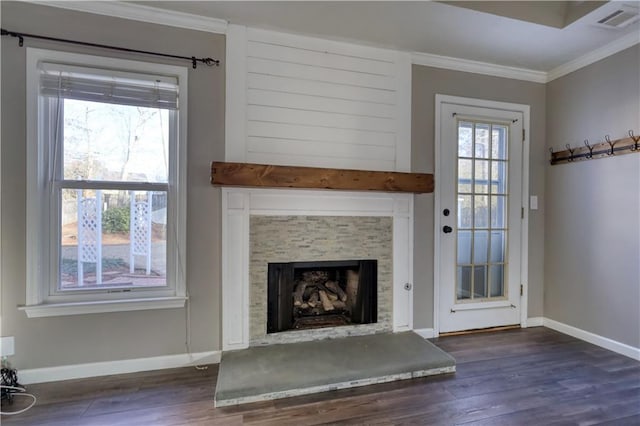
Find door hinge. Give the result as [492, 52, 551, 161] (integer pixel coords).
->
[520, 284, 524, 296]
[522, 129, 525, 142]
[521, 207, 524, 219]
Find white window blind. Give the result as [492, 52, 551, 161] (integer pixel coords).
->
[39, 62, 179, 110]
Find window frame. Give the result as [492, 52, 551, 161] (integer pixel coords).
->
[24, 48, 188, 317]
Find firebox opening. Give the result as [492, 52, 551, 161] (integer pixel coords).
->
[267, 260, 377, 334]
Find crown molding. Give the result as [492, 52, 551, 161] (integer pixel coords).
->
[24, 1, 228, 34]
[546, 32, 640, 82]
[23, 1, 639, 84]
[411, 51, 548, 84]
[413, 30, 639, 84]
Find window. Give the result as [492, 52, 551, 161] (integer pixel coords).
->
[24, 49, 188, 317]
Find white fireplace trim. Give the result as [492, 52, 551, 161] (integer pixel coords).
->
[221, 188, 414, 351]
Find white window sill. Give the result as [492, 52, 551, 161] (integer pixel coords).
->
[20, 296, 188, 318]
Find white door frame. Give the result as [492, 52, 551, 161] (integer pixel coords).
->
[433, 94, 530, 337]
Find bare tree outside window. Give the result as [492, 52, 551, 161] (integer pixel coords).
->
[60, 99, 169, 289]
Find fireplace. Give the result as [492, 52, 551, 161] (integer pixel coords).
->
[221, 189, 412, 350]
[267, 260, 377, 334]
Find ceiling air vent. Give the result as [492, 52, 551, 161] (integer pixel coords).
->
[595, 5, 640, 29]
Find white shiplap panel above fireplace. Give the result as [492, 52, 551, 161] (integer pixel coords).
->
[226, 25, 411, 172]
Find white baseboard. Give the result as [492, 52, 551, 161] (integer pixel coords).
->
[526, 317, 544, 327]
[413, 328, 436, 339]
[428, 317, 637, 361]
[543, 318, 640, 361]
[18, 350, 221, 385]
[16, 319, 640, 384]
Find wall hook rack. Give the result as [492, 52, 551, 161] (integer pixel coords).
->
[604, 135, 616, 156]
[549, 130, 640, 165]
[629, 130, 640, 151]
[565, 144, 575, 162]
[583, 140, 594, 159]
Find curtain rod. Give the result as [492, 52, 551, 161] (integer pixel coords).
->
[1, 28, 220, 69]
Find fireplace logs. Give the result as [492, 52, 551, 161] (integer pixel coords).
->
[318, 290, 336, 311]
[267, 260, 377, 333]
[293, 272, 356, 315]
[293, 281, 307, 307]
[326, 280, 348, 302]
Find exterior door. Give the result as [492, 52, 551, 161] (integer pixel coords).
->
[438, 100, 524, 333]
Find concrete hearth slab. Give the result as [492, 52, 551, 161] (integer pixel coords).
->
[214, 331, 455, 406]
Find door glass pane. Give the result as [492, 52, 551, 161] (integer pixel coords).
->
[491, 195, 507, 228]
[489, 264, 504, 297]
[474, 195, 489, 228]
[458, 195, 473, 228]
[474, 160, 490, 193]
[458, 122, 473, 157]
[457, 266, 472, 300]
[491, 160, 507, 194]
[490, 231, 506, 263]
[458, 159, 472, 193]
[492, 125, 508, 160]
[475, 124, 490, 159]
[474, 266, 488, 298]
[474, 230, 489, 264]
[457, 230, 472, 264]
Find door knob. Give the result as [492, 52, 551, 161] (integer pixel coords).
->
[443, 225, 453, 233]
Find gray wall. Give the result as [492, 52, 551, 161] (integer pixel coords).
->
[1, 2, 225, 369]
[411, 65, 547, 328]
[545, 45, 640, 347]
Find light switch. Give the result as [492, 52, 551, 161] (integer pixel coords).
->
[530, 195, 538, 210]
[1, 336, 15, 357]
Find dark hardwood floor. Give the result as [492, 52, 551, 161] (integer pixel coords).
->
[2, 327, 639, 425]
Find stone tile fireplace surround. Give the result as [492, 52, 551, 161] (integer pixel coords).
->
[221, 188, 414, 351]
[251, 215, 392, 345]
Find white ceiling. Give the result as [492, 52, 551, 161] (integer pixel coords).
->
[128, 1, 640, 72]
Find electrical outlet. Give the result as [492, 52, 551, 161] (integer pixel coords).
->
[1, 336, 15, 357]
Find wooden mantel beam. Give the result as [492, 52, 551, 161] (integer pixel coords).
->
[211, 162, 434, 194]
